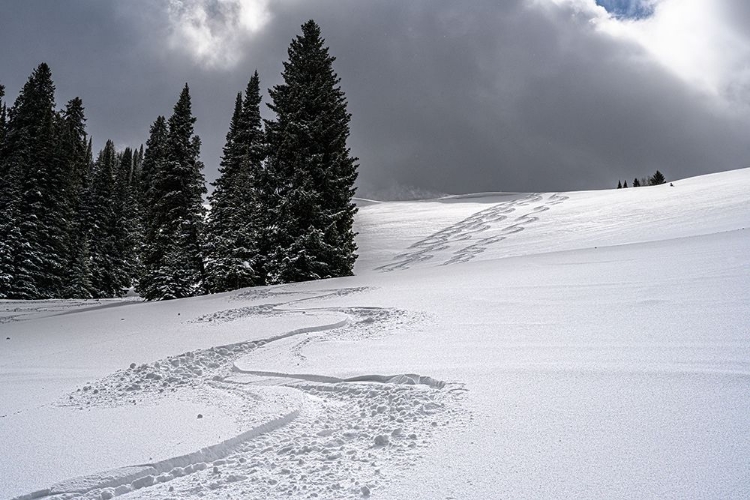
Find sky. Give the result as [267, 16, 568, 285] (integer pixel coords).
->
[1, 0, 748, 198]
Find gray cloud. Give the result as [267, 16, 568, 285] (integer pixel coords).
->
[1, 0, 748, 198]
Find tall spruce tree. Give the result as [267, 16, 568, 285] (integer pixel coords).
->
[138, 85, 206, 300]
[0, 64, 69, 298]
[139, 117, 168, 228]
[0, 84, 6, 152]
[87, 140, 129, 297]
[138, 116, 169, 298]
[265, 20, 359, 284]
[59, 97, 93, 298]
[129, 144, 145, 285]
[204, 72, 265, 292]
[0, 82, 16, 297]
[113, 147, 140, 289]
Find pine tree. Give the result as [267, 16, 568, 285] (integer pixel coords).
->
[265, 20, 359, 284]
[129, 144, 145, 285]
[88, 140, 128, 297]
[617, 180, 622, 189]
[236, 73, 268, 282]
[650, 170, 666, 185]
[65, 139, 94, 298]
[138, 85, 206, 300]
[633, 177, 640, 187]
[113, 147, 140, 290]
[204, 73, 266, 292]
[0, 64, 69, 298]
[623, 180, 628, 188]
[0, 83, 6, 152]
[139, 117, 168, 227]
[137, 116, 168, 298]
[59, 97, 93, 298]
[0, 82, 18, 297]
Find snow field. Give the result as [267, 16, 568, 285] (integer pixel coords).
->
[2, 168, 749, 499]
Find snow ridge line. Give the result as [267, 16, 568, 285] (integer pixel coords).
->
[10, 408, 302, 500]
[262, 318, 350, 344]
[231, 368, 447, 389]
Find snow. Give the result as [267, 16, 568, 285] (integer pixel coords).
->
[2, 168, 750, 499]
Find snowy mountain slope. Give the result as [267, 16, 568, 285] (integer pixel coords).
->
[1, 168, 749, 499]
[354, 168, 750, 272]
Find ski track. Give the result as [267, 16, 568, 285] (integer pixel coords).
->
[376, 193, 569, 271]
[13, 288, 468, 500]
[0, 298, 140, 324]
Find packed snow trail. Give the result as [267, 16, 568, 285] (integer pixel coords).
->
[10, 288, 467, 500]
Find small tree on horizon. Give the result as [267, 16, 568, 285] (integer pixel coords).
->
[650, 170, 666, 185]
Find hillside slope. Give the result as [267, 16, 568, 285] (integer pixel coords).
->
[1, 168, 749, 499]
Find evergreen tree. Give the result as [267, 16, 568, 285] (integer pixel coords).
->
[59, 97, 93, 298]
[88, 140, 128, 297]
[139, 117, 168, 227]
[129, 144, 145, 285]
[265, 20, 359, 284]
[138, 85, 206, 300]
[236, 73, 268, 282]
[633, 177, 640, 187]
[137, 116, 169, 298]
[617, 180, 622, 189]
[204, 72, 265, 292]
[0, 64, 69, 298]
[623, 180, 628, 188]
[650, 170, 666, 185]
[65, 139, 94, 298]
[0, 84, 6, 153]
[113, 147, 139, 289]
[0, 82, 18, 297]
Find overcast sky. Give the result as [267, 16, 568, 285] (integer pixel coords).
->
[1, 0, 749, 198]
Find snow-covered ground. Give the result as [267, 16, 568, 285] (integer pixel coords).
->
[1, 169, 749, 499]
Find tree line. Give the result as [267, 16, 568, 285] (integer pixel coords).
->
[0, 20, 358, 301]
[616, 170, 666, 189]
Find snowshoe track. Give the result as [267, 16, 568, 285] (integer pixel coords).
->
[376, 193, 568, 271]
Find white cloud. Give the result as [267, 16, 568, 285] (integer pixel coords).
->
[166, 0, 273, 69]
[533, 0, 750, 105]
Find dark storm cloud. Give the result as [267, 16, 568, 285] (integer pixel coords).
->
[1, 0, 748, 198]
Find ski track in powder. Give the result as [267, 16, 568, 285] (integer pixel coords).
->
[376, 192, 568, 271]
[12, 287, 469, 500]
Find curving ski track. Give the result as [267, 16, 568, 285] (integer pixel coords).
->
[13, 288, 468, 500]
